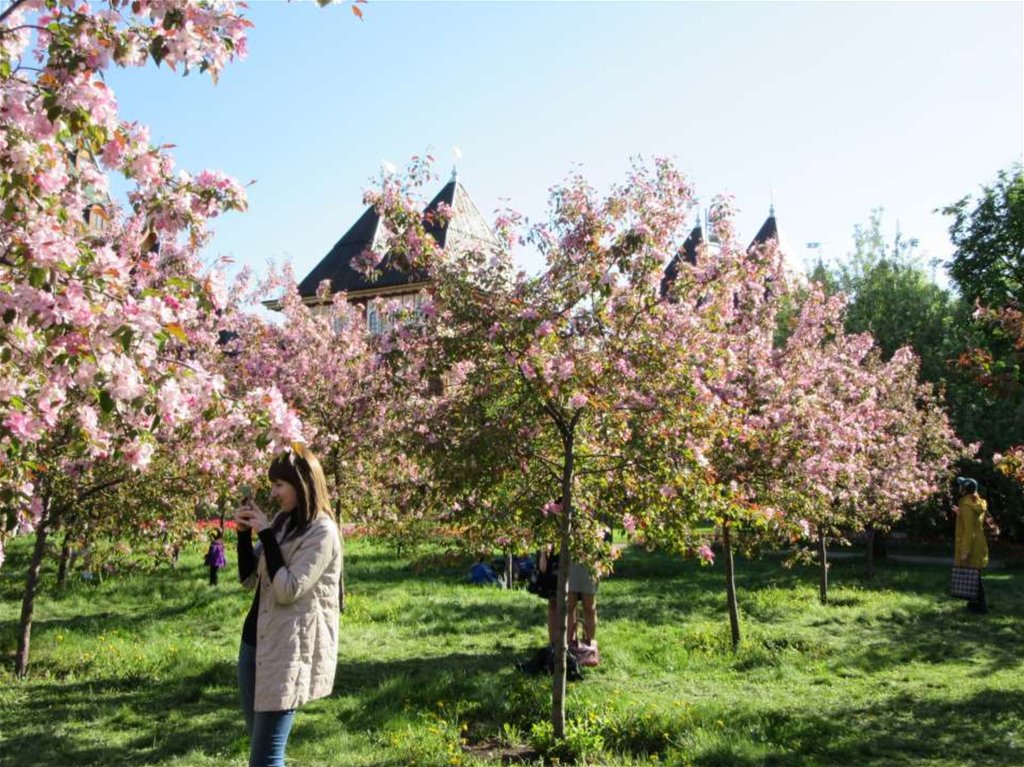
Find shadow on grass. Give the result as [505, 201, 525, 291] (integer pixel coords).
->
[401, 596, 542, 638]
[841, 598, 1024, 678]
[0, 662, 241, 767]
[0, 579, 239, 659]
[688, 687, 1024, 767]
[602, 548, 819, 627]
[334, 649, 546, 732]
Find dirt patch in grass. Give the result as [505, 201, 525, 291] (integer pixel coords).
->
[463, 738, 539, 764]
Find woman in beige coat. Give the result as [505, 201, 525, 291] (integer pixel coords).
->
[234, 444, 341, 767]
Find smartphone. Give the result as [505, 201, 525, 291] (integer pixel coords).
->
[241, 484, 253, 503]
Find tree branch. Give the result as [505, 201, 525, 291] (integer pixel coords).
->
[0, 0, 28, 26]
[77, 473, 131, 503]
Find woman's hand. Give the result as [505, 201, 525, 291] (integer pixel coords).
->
[236, 502, 270, 534]
[233, 503, 252, 532]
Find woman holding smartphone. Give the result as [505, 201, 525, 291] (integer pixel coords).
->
[234, 443, 341, 767]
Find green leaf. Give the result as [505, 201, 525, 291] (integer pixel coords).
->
[150, 36, 166, 66]
[115, 326, 134, 354]
[98, 390, 115, 415]
[163, 8, 184, 30]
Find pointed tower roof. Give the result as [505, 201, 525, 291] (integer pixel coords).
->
[296, 178, 497, 299]
[748, 204, 779, 251]
[422, 176, 499, 255]
[747, 204, 805, 280]
[660, 221, 704, 297]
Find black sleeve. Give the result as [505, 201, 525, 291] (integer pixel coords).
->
[237, 529, 256, 582]
[258, 528, 286, 580]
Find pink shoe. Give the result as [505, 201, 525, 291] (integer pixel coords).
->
[569, 639, 600, 667]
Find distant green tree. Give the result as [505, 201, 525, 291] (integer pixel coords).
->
[828, 210, 959, 385]
[807, 259, 839, 295]
[817, 210, 1021, 456]
[941, 163, 1024, 309]
[937, 167, 1024, 540]
[937, 166, 1024, 457]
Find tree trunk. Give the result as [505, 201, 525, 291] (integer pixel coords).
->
[722, 522, 741, 651]
[865, 527, 875, 580]
[504, 549, 513, 589]
[337, 519, 346, 614]
[551, 519, 573, 740]
[15, 498, 54, 677]
[56, 531, 72, 590]
[872, 526, 887, 558]
[550, 437, 575, 741]
[818, 532, 829, 605]
[334, 466, 347, 614]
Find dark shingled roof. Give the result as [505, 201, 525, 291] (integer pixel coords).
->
[660, 207, 785, 298]
[660, 223, 703, 297]
[296, 179, 497, 299]
[748, 208, 779, 250]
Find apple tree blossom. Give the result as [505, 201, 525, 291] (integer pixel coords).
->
[367, 157, 744, 738]
[0, 0, 307, 676]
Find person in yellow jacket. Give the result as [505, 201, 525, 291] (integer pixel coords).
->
[954, 477, 989, 614]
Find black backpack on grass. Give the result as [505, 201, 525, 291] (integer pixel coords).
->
[516, 645, 583, 681]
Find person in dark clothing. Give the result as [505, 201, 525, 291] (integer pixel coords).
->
[204, 528, 226, 586]
[468, 555, 498, 585]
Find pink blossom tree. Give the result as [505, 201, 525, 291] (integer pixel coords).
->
[775, 293, 964, 601]
[648, 221, 822, 649]
[367, 158, 754, 738]
[0, 1, 309, 676]
[220, 266, 407, 608]
[846, 348, 966, 582]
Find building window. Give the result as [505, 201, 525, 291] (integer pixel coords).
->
[366, 292, 425, 336]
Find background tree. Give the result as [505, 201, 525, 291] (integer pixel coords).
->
[986, 306, 1024, 495]
[942, 163, 1024, 309]
[0, 1, 307, 675]
[824, 209, 958, 385]
[940, 165, 1024, 456]
[372, 158, 731, 739]
[223, 267, 402, 608]
[941, 165, 1024, 538]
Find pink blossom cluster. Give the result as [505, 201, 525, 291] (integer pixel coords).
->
[0, 1, 306, 562]
[363, 155, 968, 578]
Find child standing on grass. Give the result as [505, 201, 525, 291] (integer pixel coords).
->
[205, 528, 227, 586]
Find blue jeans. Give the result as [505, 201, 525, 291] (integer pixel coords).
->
[238, 641, 296, 767]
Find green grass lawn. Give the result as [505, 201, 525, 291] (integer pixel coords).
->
[1, 536, 1022, 766]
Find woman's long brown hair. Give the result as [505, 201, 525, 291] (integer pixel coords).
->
[267, 443, 333, 532]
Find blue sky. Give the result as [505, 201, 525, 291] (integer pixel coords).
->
[105, 0, 1023, 286]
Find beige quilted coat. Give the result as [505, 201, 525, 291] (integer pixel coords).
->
[243, 513, 341, 712]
